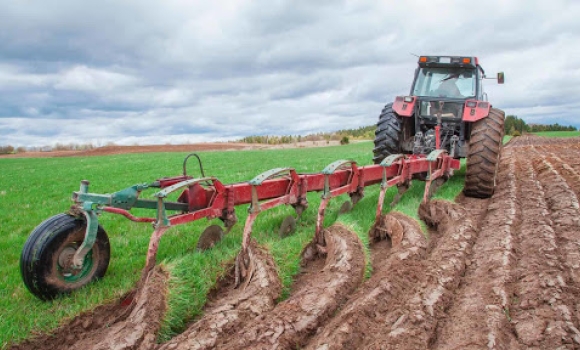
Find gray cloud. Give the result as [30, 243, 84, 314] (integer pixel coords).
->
[1, 0, 579, 147]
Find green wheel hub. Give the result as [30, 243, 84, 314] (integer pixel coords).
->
[57, 245, 94, 283]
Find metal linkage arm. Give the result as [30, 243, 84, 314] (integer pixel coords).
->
[241, 168, 301, 253]
[315, 160, 360, 245]
[374, 154, 411, 226]
[422, 150, 459, 203]
[144, 177, 230, 274]
[72, 180, 149, 210]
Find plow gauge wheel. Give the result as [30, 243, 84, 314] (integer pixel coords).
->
[196, 225, 225, 251]
[279, 215, 297, 238]
[20, 214, 110, 300]
[339, 200, 353, 214]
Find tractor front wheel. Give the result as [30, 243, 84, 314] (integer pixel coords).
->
[463, 108, 505, 198]
[20, 214, 110, 300]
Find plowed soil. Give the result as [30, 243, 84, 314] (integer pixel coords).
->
[12, 266, 169, 350]
[0, 143, 254, 158]
[0, 140, 342, 158]
[11, 135, 580, 349]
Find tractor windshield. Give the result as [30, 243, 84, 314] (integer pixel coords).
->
[412, 67, 476, 99]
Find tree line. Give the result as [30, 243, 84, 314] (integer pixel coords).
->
[238, 126, 375, 145]
[0, 143, 98, 154]
[504, 115, 577, 136]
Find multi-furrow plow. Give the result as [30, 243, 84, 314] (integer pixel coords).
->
[21, 54, 506, 300]
[21, 151, 459, 300]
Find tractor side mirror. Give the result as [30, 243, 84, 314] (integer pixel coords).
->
[497, 72, 505, 84]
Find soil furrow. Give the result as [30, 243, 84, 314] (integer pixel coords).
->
[304, 213, 428, 350]
[509, 152, 577, 348]
[307, 200, 478, 350]
[12, 135, 580, 349]
[364, 200, 477, 350]
[156, 241, 281, 350]
[12, 266, 168, 350]
[543, 151, 580, 199]
[531, 151, 580, 344]
[433, 148, 520, 350]
[213, 223, 366, 350]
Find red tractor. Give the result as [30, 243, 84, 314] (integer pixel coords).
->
[373, 55, 505, 198]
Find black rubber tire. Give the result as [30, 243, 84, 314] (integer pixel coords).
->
[20, 214, 110, 301]
[373, 103, 402, 164]
[463, 108, 505, 198]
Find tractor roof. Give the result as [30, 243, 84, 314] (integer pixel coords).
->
[418, 55, 479, 69]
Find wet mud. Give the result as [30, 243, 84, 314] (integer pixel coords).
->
[213, 223, 366, 350]
[157, 241, 282, 350]
[12, 266, 168, 350]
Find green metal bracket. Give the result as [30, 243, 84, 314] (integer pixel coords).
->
[110, 186, 144, 209]
[380, 154, 405, 167]
[321, 160, 356, 175]
[379, 154, 405, 188]
[73, 182, 149, 210]
[249, 168, 291, 185]
[427, 149, 447, 162]
[72, 207, 99, 268]
[248, 168, 293, 214]
[321, 160, 357, 199]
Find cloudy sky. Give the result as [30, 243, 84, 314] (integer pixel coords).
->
[1, 0, 579, 147]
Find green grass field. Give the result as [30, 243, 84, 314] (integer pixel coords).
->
[0, 141, 466, 348]
[532, 130, 580, 138]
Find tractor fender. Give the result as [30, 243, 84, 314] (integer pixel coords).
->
[462, 100, 491, 122]
[392, 96, 416, 117]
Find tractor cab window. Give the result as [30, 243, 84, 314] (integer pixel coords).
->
[412, 68, 476, 99]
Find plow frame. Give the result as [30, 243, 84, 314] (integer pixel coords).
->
[69, 151, 459, 275]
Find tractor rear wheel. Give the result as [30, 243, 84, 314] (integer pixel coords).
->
[463, 108, 505, 198]
[373, 103, 402, 164]
[20, 214, 110, 300]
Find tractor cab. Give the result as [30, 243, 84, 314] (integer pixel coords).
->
[411, 56, 483, 121]
[412, 56, 482, 100]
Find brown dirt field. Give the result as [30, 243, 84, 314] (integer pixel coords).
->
[0, 140, 343, 158]
[157, 241, 282, 350]
[0, 143, 256, 158]
[305, 135, 580, 349]
[11, 134, 580, 349]
[212, 223, 366, 350]
[305, 212, 429, 349]
[431, 135, 580, 349]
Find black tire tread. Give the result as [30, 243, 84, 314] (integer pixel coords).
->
[373, 103, 402, 164]
[20, 214, 110, 300]
[463, 108, 505, 198]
